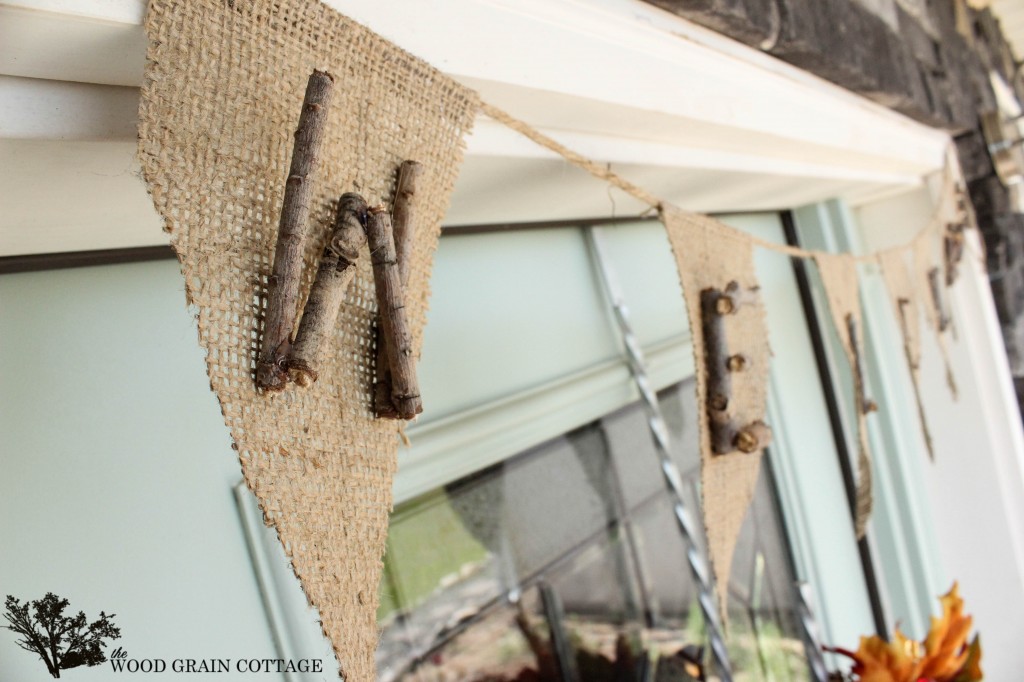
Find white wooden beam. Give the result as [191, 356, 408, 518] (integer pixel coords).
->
[0, 139, 167, 256]
[0, 0, 954, 255]
[0, 0, 948, 173]
[1, 0, 145, 24]
[0, 75, 138, 140]
[0, 4, 145, 86]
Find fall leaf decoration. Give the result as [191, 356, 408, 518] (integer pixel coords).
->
[825, 583, 982, 682]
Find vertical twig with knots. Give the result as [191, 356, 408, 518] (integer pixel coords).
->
[701, 281, 772, 454]
[256, 69, 335, 391]
[287, 193, 368, 387]
[374, 161, 423, 417]
[366, 205, 423, 420]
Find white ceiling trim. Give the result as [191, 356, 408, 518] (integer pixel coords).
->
[0, 0, 952, 255]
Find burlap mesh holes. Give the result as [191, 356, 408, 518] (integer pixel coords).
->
[662, 205, 771, 612]
[134, 0, 969, 666]
[137, 1, 479, 678]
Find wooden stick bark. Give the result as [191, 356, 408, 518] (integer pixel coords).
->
[701, 281, 766, 455]
[256, 69, 335, 391]
[896, 298, 919, 371]
[928, 266, 951, 332]
[735, 421, 772, 453]
[287, 193, 368, 387]
[897, 297, 935, 459]
[374, 161, 423, 417]
[944, 224, 965, 286]
[366, 206, 423, 419]
[392, 161, 423, 283]
[701, 286, 735, 455]
[846, 313, 877, 415]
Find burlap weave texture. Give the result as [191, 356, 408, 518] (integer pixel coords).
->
[662, 205, 770, 612]
[813, 253, 874, 537]
[137, 1, 479, 679]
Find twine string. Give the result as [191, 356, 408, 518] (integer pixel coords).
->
[480, 101, 961, 261]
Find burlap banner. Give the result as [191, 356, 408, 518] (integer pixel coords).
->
[813, 253, 874, 538]
[878, 249, 935, 458]
[662, 205, 772, 612]
[136, 0, 969, 674]
[138, 1, 479, 679]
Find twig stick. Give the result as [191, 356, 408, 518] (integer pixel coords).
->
[374, 161, 423, 417]
[701, 286, 735, 455]
[897, 298, 935, 459]
[928, 267, 951, 332]
[366, 206, 423, 419]
[392, 161, 423, 284]
[944, 223, 965, 286]
[256, 69, 335, 391]
[735, 421, 772, 453]
[701, 281, 765, 454]
[846, 313, 878, 415]
[287, 193, 368, 387]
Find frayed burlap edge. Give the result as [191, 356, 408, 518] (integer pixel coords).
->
[136, 1, 479, 679]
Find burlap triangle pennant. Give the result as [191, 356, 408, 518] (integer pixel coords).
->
[878, 249, 935, 459]
[813, 253, 874, 538]
[878, 251, 922, 370]
[661, 205, 772, 614]
[137, 1, 479, 679]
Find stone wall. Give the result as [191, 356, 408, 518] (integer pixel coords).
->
[646, 0, 1024, 412]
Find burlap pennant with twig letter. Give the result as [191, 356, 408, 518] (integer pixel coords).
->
[662, 205, 772, 613]
[137, 1, 479, 679]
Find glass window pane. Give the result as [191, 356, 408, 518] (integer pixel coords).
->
[379, 382, 812, 681]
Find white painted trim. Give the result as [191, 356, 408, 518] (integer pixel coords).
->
[0, 0, 948, 176]
[395, 335, 692, 504]
[0, 75, 922, 190]
[335, 0, 948, 173]
[0, 75, 138, 140]
[0, 0, 145, 24]
[468, 118, 926, 186]
[0, 4, 146, 87]
[0, 0, 958, 255]
[952, 229, 1024, 585]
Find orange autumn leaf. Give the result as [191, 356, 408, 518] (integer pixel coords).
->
[828, 583, 983, 682]
[919, 583, 974, 680]
[829, 630, 922, 682]
[952, 636, 983, 682]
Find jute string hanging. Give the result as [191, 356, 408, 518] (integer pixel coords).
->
[137, 1, 477, 679]
[137, 0, 966, 676]
[480, 103, 965, 596]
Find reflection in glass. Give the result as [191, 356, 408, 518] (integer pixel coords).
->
[377, 381, 811, 681]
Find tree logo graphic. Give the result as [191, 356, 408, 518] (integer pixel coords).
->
[3, 593, 120, 678]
